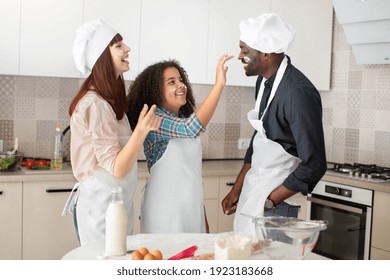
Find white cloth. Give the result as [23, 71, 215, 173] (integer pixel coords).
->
[234, 57, 301, 240]
[239, 13, 294, 53]
[140, 138, 206, 233]
[73, 19, 117, 74]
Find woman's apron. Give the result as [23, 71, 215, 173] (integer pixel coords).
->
[234, 57, 301, 239]
[140, 138, 205, 233]
[62, 118, 137, 246]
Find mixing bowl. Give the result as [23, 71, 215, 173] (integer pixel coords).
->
[0, 152, 23, 171]
[253, 216, 327, 260]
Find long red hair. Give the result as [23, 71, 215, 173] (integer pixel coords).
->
[69, 33, 127, 120]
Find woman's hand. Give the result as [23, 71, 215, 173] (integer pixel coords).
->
[215, 54, 234, 88]
[136, 104, 161, 134]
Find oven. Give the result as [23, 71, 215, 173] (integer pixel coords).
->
[307, 180, 373, 260]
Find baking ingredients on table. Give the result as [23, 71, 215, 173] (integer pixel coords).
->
[214, 232, 251, 260]
[50, 123, 63, 170]
[131, 247, 163, 260]
[105, 186, 127, 256]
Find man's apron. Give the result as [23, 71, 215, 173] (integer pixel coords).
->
[234, 57, 301, 239]
[62, 118, 137, 246]
[140, 138, 205, 233]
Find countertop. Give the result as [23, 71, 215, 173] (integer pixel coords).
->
[1, 159, 390, 194]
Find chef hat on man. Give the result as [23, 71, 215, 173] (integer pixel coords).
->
[73, 19, 118, 74]
[239, 13, 295, 54]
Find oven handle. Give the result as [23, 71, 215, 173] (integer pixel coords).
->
[307, 196, 363, 214]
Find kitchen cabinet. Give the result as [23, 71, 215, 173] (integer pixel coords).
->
[371, 191, 390, 260]
[203, 176, 220, 233]
[0, 182, 22, 260]
[0, 0, 21, 75]
[82, 0, 142, 82]
[22, 180, 79, 259]
[132, 178, 146, 234]
[19, 0, 83, 78]
[139, 0, 210, 84]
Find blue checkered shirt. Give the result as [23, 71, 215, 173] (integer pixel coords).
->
[144, 106, 205, 171]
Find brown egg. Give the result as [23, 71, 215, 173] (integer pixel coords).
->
[143, 253, 156, 260]
[131, 251, 143, 260]
[138, 247, 149, 257]
[151, 250, 163, 260]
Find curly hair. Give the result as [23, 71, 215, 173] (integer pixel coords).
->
[126, 60, 196, 130]
[69, 33, 127, 120]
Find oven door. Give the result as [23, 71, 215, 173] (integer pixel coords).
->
[307, 194, 372, 260]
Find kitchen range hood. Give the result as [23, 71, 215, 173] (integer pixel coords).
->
[332, 0, 390, 64]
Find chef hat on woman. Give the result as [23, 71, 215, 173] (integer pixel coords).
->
[73, 19, 117, 74]
[239, 13, 295, 54]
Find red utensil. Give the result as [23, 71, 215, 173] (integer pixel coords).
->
[168, 245, 198, 260]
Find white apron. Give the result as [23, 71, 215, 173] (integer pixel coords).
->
[140, 138, 205, 233]
[63, 120, 137, 246]
[234, 57, 301, 239]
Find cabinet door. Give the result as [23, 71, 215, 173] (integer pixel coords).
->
[272, 0, 333, 91]
[207, 0, 270, 87]
[218, 176, 236, 232]
[139, 0, 209, 84]
[22, 180, 79, 260]
[83, 0, 142, 82]
[370, 247, 390, 260]
[0, 182, 22, 260]
[372, 191, 390, 254]
[203, 176, 220, 233]
[0, 0, 21, 75]
[19, 0, 83, 78]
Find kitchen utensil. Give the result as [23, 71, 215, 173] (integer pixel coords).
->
[0, 152, 23, 171]
[252, 215, 327, 260]
[168, 245, 198, 260]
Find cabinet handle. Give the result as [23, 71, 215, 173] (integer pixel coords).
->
[46, 188, 75, 193]
[226, 182, 234, 186]
[0, 191, 3, 195]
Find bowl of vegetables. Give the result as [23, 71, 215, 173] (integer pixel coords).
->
[0, 152, 23, 172]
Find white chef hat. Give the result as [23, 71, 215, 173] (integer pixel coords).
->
[239, 13, 295, 54]
[73, 19, 118, 74]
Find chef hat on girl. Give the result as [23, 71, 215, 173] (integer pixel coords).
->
[73, 19, 117, 74]
[239, 13, 295, 54]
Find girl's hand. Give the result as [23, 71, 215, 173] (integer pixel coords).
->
[215, 54, 234, 87]
[137, 104, 161, 133]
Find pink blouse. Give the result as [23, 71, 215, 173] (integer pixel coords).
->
[70, 92, 131, 182]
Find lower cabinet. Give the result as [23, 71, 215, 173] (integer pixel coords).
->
[22, 180, 80, 260]
[371, 191, 390, 260]
[0, 182, 23, 260]
[203, 176, 220, 233]
[132, 178, 146, 234]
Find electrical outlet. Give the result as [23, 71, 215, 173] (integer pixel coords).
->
[238, 138, 251, 150]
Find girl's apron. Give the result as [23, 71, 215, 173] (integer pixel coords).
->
[234, 57, 301, 239]
[140, 138, 205, 233]
[62, 118, 137, 246]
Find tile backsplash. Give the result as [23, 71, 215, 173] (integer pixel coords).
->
[1, 17, 390, 166]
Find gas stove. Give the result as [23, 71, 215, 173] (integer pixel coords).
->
[326, 162, 390, 183]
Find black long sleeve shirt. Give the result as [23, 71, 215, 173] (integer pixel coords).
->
[244, 56, 326, 194]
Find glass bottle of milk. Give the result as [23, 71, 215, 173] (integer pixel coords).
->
[105, 186, 127, 256]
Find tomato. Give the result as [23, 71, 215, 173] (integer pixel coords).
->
[35, 159, 48, 166]
[25, 159, 35, 169]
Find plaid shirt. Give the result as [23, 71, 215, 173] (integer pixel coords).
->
[144, 106, 205, 171]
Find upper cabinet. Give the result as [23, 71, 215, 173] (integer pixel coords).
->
[0, 0, 333, 90]
[0, 0, 21, 75]
[19, 0, 83, 78]
[83, 0, 142, 81]
[139, 0, 210, 84]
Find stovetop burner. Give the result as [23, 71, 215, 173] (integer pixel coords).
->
[327, 162, 390, 181]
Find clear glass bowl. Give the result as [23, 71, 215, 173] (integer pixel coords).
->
[253, 216, 327, 260]
[0, 152, 23, 171]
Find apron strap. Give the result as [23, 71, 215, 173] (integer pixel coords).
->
[61, 182, 80, 216]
